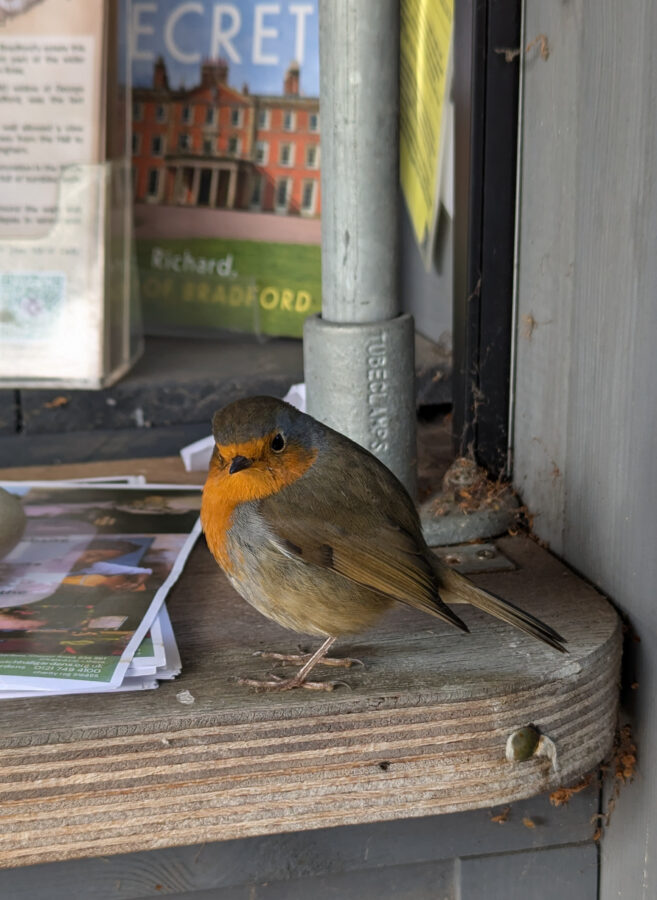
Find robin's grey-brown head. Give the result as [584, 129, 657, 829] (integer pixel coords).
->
[211, 396, 322, 476]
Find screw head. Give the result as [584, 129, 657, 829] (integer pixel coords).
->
[476, 548, 496, 560]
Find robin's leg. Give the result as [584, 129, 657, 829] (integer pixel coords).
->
[234, 637, 354, 691]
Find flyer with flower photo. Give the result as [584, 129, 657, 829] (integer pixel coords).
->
[0, 604, 182, 698]
[0, 482, 201, 691]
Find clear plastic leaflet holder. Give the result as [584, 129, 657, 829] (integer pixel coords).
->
[0, 159, 142, 389]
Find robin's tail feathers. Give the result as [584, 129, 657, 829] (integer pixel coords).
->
[437, 563, 567, 653]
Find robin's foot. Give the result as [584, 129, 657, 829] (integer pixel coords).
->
[235, 636, 353, 692]
[252, 649, 364, 669]
[231, 672, 349, 692]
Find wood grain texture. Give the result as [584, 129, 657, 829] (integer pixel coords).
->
[0, 456, 621, 869]
[0, 787, 601, 900]
[514, 2, 657, 898]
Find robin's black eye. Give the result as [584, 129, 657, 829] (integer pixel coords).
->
[271, 433, 286, 452]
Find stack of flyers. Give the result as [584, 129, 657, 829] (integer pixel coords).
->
[0, 476, 202, 698]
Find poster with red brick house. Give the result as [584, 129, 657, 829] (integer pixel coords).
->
[125, 1, 320, 337]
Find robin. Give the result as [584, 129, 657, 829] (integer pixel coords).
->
[201, 396, 566, 692]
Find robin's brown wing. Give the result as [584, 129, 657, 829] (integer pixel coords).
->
[258, 491, 469, 633]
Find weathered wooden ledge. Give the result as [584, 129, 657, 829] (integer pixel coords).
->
[0, 520, 621, 869]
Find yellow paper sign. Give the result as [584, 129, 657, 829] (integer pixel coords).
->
[400, 0, 454, 254]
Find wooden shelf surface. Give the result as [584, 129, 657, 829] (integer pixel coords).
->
[0, 460, 621, 868]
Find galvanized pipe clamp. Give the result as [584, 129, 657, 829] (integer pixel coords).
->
[304, 313, 416, 495]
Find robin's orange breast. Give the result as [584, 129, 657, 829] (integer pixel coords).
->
[201, 478, 239, 573]
[201, 439, 317, 575]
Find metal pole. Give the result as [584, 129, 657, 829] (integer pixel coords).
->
[304, 0, 417, 494]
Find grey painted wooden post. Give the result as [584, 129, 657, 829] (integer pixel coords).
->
[512, 1, 657, 898]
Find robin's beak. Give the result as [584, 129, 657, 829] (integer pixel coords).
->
[229, 455, 253, 474]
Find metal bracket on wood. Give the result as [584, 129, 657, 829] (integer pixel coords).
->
[432, 541, 516, 575]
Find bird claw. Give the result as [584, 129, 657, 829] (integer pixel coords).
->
[316, 656, 363, 669]
[252, 649, 364, 669]
[231, 671, 349, 692]
[238, 639, 361, 692]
